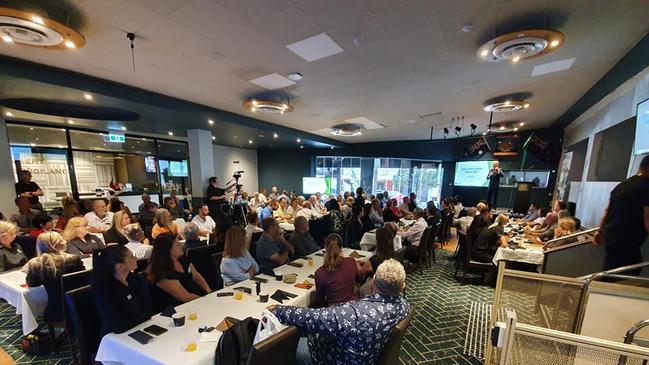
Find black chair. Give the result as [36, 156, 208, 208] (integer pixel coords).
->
[425, 223, 439, 267]
[14, 235, 37, 259]
[64, 285, 101, 365]
[458, 231, 492, 284]
[249, 231, 263, 262]
[61, 269, 93, 362]
[246, 326, 299, 365]
[309, 217, 330, 247]
[210, 252, 224, 291]
[377, 306, 415, 365]
[136, 258, 148, 273]
[186, 245, 222, 291]
[412, 227, 431, 275]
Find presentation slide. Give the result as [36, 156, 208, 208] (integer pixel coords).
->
[635, 99, 649, 155]
[454, 161, 494, 187]
[302, 177, 331, 195]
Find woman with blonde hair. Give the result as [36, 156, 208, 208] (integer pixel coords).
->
[314, 234, 363, 306]
[103, 210, 131, 245]
[23, 231, 85, 322]
[554, 218, 577, 239]
[0, 221, 27, 271]
[220, 226, 259, 286]
[63, 217, 106, 255]
[151, 208, 178, 239]
[55, 201, 81, 232]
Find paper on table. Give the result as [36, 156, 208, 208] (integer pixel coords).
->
[199, 331, 220, 343]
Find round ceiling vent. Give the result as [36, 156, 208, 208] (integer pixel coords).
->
[330, 123, 363, 137]
[0, 7, 85, 49]
[478, 29, 563, 63]
[483, 100, 529, 113]
[243, 99, 293, 114]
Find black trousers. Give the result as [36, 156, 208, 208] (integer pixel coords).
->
[486, 185, 499, 208]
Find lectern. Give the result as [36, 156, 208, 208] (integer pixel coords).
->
[513, 181, 534, 214]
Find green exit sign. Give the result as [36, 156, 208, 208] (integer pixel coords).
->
[104, 134, 125, 143]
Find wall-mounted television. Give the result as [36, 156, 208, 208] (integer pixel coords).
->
[302, 177, 331, 195]
[635, 98, 649, 155]
[169, 160, 188, 177]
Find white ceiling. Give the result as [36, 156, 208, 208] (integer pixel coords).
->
[2, 0, 648, 142]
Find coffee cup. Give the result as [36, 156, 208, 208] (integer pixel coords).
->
[259, 292, 269, 303]
[172, 312, 186, 327]
[274, 271, 283, 281]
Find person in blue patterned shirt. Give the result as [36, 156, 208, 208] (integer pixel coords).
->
[270, 258, 410, 365]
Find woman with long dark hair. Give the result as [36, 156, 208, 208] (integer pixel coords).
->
[314, 234, 360, 307]
[146, 234, 210, 312]
[92, 244, 150, 336]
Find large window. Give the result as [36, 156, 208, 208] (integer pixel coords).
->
[315, 156, 443, 207]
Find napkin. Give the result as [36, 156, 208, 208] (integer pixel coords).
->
[160, 305, 176, 317]
[199, 331, 220, 343]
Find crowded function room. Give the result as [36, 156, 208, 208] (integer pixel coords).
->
[1, 1, 649, 364]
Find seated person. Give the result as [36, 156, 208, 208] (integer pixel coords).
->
[84, 199, 114, 237]
[29, 213, 54, 238]
[285, 198, 301, 218]
[151, 208, 179, 239]
[258, 200, 275, 222]
[123, 223, 152, 259]
[296, 201, 324, 220]
[244, 212, 263, 247]
[0, 221, 28, 271]
[453, 207, 476, 233]
[315, 234, 366, 307]
[345, 205, 365, 250]
[256, 218, 295, 275]
[543, 218, 578, 249]
[109, 197, 124, 213]
[273, 197, 291, 222]
[146, 234, 211, 312]
[358, 227, 397, 297]
[399, 208, 428, 262]
[453, 197, 464, 219]
[138, 193, 159, 222]
[289, 216, 321, 257]
[163, 196, 185, 220]
[526, 213, 558, 242]
[398, 197, 414, 219]
[468, 203, 491, 245]
[63, 217, 106, 255]
[220, 226, 259, 286]
[23, 232, 85, 323]
[55, 201, 81, 232]
[369, 199, 384, 226]
[360, 203, 375, 231]
[9, 196, 38, 233]
[472, 214, 510, 263]
[270, 259, 410, 365]
[182, 222, 204, 250]
[310, 194, 326, 214]
[382, 199, 398, 222]
[92, 244, 150, 337]
[191, 204, 215, 236]
[520, 203, 541, 222]
[324, 197, 340, 212]
[340, 196, 355, 219]
[103, 210, 131, 245]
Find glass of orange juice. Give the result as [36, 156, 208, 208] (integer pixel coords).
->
[187, 309, 198, 321]
[307, 257, 314, 267]
[234, 290, 244, 300]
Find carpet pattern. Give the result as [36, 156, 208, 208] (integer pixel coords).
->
[0, 250, 493, 364]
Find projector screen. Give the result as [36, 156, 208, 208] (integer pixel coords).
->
[302, 177, 331, 195]
[454, 161, 495, 187]
[635, 98, 649, 155]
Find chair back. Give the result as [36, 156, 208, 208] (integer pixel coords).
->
[418, 227, 432, 256]
[456, 229, 468, 263]
[14, 235, 37, 259]
[62, 269, 93, 349]
[64, 285, 101, 365]
[308, 217, 330, 247]
[377, 305, 416, 365]
[246, 326, 299, 365]
[250, 231, 263, 261]
[211, 252, 224, 290]
[136, 258, 148, 273]
[186, 245, 222, 290]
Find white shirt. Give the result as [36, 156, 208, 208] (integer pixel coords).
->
[296, 208, 323, 220]
[400, 217, 428, 247]
[453, 203, 464, 218]
[84, 211, 114, 231]
[454, 216, 474, 233]
[125, 240, 153, 259]
[313, 201, 325, 212]
[192, 214, 216, 232]
[257, 193, 268, 206]
[245, 224, 263, 246]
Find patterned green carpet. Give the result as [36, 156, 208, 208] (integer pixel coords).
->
[0, 249, 492, 364]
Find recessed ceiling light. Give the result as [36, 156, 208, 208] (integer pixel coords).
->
[30, 143, 35, 147]
[550, 39, 560, 48]
[499, 126, 505, 130]
[504, 100, 511, 106]
[273, 133, 278, 139]
[523, 103, 530, 108]
[477, 29, 564, 62]
[64, 40, 76, 49]
[513, 127, 519, 131]
[512, 56, 520, 63]
[296, 138, 301, 143]
[258, 134, 265, 138]
[330, 146, 334, 150]
[300, 145, 304, 149]
[2, 35, 13, 43]
[67, 119, 75, 124]
[482, 132, 487, 136]
[168, 131, 173, 136]
[31, 15, 44, 25]
[5, 111, 13, 117]
[519, 122, 525, 126]
[480, 49, 488, 57]
[286, 72, 303, 81]
[251, 107, 257, 112]
[208, 119, 214, 125]
[83, 93, 93, 100]
[121, 126, 127, 131]
[248, 139, 253, 144]
[212, 136, 216, 140]
[60, 128, 65, 131]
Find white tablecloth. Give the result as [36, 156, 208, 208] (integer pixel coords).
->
[360, 232, 403, 252]
[492, 245, 545, 267]
[0, 257, 93, 334]
[95, 248, 373, 365]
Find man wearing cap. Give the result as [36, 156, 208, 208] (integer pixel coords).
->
[256, 217, 295, 275]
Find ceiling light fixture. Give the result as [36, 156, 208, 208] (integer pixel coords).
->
[248, 139, 253, 144]
[121, 126, 126, 131]
[212, 136, 216, 141]
[243, 98, 293, 114]
[286, 72, 303, 81]
[273, 133, 278, 139]
[513, 127, 519, 131]
[470, 123, 477, 135]
[519, 122, 525, 126]
[483, 100, 530, 113]
[296, 138, 301, 143]
[2, 34, 13, 43]
[330, 123, 364, 137]
[5, 111, 13, 116]
[31, 15, 44, 24]
[83, 93, 93, 100]
[477, 29, 564, 62]
[208, 119, 214, 125]
[64, 40, 76, 48]
[67, 119, 75, 124]
[499, 126, 505, 130]
[330, 146, 334, 150]
[0, 8, 86, 49]
[300, 145, 304, 149]
[168, 131, 173, 136]
[523, 103, 530, 108]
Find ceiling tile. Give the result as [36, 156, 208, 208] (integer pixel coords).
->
[286, 33, 344, 62]
[248, 73, 296, 90]
[372, 0, 436, 36]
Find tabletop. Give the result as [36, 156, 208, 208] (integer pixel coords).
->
[95, 248, 373, 365]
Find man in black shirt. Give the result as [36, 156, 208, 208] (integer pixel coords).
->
[15, 170, 44, 211]
[408, 192, 418, 211]
[486, 161, 504, 210]
[206, 176, 226, 220]
[472, 214, 510, 263]
[353, 187, 365, 207]
[595, 155, 649, 271]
